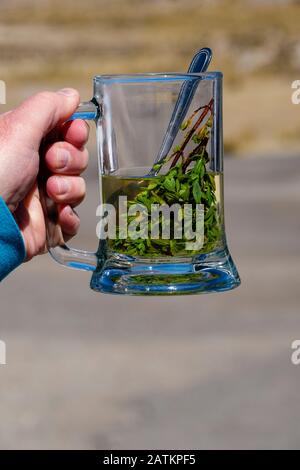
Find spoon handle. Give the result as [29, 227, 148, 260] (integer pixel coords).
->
[152, 47, 212, 172]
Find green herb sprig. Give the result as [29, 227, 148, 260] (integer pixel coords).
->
[109, 98, 222, 257]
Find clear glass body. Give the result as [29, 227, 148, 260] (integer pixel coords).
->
[46, 73, 240, 295]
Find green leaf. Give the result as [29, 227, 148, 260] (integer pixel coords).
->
[147, 182, 158, 190]
[192, 180, 201, 203]
[163, 177, 176, 192]
[152, 163, 162, 172]
[200, 163, 205, 179]
[180, 119, 191, 131]
[168, 168, 178, 178]
[206, 115, 213, 128]
[178, 183, 190, 201]
[192, 159, 203, 175]
[172, 144, 181, 153]
[151, 192, 167, 205]
[192, 134, 202, 144]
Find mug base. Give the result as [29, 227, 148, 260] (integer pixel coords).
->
[90, 248, 240, 296]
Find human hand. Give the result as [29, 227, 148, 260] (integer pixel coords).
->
[0, 88, 89, 260]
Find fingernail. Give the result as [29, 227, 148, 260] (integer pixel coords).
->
[56, 177, 70, 195]
[56, 148, 70, 169]
[57, 88, 77, 97]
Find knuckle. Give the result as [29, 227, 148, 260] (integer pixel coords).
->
[78, 177, 86, 195]
[29, 91, 58, 124]
[81, 148, 89, 170]
[34, 91, 56, 104]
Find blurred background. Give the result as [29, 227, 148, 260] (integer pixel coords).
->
[1, 0, 300, 450]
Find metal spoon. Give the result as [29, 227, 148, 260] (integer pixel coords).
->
[148, 47, 212, 176]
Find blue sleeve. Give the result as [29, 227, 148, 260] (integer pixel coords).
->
[0, 197, 26, 281]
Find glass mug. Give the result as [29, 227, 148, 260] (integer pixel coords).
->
[43, 72, 240, 295]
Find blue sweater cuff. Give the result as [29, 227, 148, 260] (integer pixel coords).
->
[0, 197, 26, 281]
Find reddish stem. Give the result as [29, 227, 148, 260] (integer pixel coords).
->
[182, 137, 208, 173]
[170, 97, 214, 169]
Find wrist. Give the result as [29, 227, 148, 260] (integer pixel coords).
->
[0, 188, 20, 213]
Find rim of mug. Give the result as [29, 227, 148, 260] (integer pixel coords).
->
[93, 71, 222, 84]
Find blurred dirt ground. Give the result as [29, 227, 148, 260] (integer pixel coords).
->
[1, 0, 300, 155]
[1, 155, 300, 449]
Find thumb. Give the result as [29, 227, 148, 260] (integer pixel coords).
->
[9, 88, 80, 147]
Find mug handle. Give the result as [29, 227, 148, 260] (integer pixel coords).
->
[40, 100, 100, 272]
